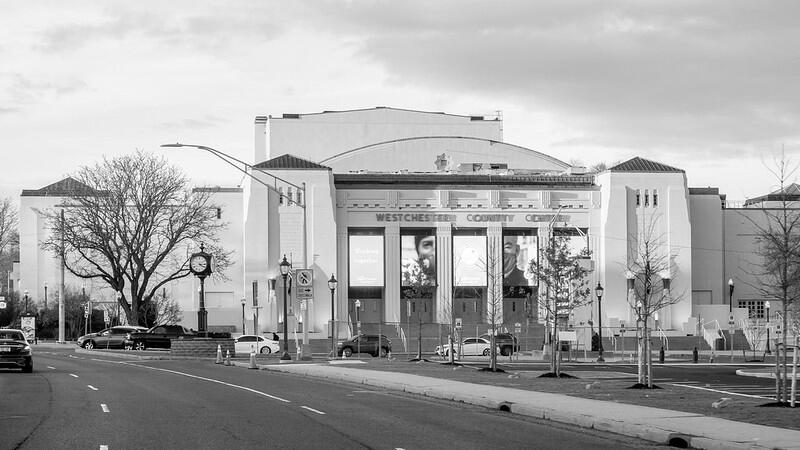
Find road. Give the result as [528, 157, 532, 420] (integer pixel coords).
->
[0, 348, 667, 449]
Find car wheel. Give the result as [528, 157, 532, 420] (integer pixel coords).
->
[500, 347, 510, 356]
[260, 346, 272, 354]
[134, 341, 146, 351]
[84, 341, 95, 350]
[483, 348, 491, 356]
[124, 343, 133, 350]
[22, 363, 32, 373]
[379, 347, 388, 358]
[343, 348, 353, 357]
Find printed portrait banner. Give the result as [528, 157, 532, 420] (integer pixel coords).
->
[349, 235, 384, 286]
[453, 235, 487, 287]
[502, 235, 537, 287]
[401, 233, 436, 287]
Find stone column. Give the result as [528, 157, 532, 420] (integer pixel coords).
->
[436, 223, 452, 324]
[385, 224, 401, 324]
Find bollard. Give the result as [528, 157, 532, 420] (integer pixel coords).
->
[215, 345, 223, 364]
[249, 348, 258, 369]
[224, 350, 231, 366]
[659, 346, 665, 364]
[693, 347, 699, 363]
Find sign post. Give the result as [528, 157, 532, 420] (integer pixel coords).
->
[296, 269, 314, 360]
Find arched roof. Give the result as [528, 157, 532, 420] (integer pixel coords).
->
[320, 136, 569, 173]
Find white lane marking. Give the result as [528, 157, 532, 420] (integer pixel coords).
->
[101, 404, 110, 413]
[88, 385, 98, 391]
[100, 446, 108, 450]
[70, 374, 79, 378]
[123, 363, 291, 403]
[47, 366, 55, 370]
[669, 383, 774, 399]
[300, 405, 326, 415]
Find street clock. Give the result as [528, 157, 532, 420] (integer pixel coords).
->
[189, 244, 213, 277]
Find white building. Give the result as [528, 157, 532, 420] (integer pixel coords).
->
[19, 107, 784, 347]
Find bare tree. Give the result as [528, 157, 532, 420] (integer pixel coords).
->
[142, 289, 183, 327]
[527, 234, 593, 377]
[626, 215, 683, 388]
[0, 197, 17, 257]
[42, 151, 231, 327]
[740, 153, 800, 402]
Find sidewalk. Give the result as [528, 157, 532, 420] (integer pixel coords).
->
[235, 358, 800, 450]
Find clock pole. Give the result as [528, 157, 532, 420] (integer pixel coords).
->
[190, 243, 212, 338]
[198, 274, 207, 337]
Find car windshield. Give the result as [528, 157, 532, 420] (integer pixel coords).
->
[0, 330, 24, 340]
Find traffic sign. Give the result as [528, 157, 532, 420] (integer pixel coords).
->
[514, 322, 522, 333]
[455, 318, 462, 329]
[296, 269, 313, 287]
[297, 286, 313, 299]
[0, 301, 5, 309]
[103, 310, 110, 324]
[300, 299, 307, 311]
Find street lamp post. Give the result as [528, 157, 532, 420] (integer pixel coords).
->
[280, 255, 291, 361]
[728, 278, 734, 313]
[595, 283, 605, 362]
[82, 284, 88, 335]
[43, 282, 47, 311]
[328, 274, 338, 358]
[116, 291, 122, 326]
[241, 297, 247, 335]
[766, 301, 772, 355]
[23, 290, 29, 314]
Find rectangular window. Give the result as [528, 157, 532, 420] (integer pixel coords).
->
[348, 230, 384, 287]
[502, 229, 537, 287]
[216, 207, 222, 219]
[401, 229, 436, 287]
[453, 233, 487, 286]
[644, 189, 650, 207]
[636, 190, 640, 206]
[653, 189, 658, 207]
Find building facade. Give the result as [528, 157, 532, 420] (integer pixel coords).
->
[18, 107, 787, 347]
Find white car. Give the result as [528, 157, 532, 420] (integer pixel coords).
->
[234, 334, 279, 355]
[435, 337, 500, 357]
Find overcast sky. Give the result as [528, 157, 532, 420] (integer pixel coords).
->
[2, 1, 799, 202]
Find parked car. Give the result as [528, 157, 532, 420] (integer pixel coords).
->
[479, 332, 519, 356]
[77, 326, 148, 350]
[436, 337, 500, 357]
[235, 334, 279, 355]
[124, 325, 197, 350]
[337, 334, 391, 358]
[0, 329, 33, 372]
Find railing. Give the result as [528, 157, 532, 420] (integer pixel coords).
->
[656, 327, 669, 351]
[701, 319, 724, 349]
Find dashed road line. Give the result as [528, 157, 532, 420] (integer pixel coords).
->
[101, 404, 110, 413]
[70, 374, 79, 378]
[300, 406, 326, 415]
[88, 385, 98, 391]
[100, 446, 108, 450]
[47, 366, 55, 369]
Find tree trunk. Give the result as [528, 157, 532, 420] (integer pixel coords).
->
[646, 325, 653, 388]
[637, 319, 644, 385]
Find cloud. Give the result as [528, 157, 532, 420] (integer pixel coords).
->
[293, 1, 800, 155]
[158, 115, 228, 130]
[35, 5, 288, 54]
[0, 73, 88, 108]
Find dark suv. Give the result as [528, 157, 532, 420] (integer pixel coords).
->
[337, 334, 391, 358]
[479, 333, 519, 356]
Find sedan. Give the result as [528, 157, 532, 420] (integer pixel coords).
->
[0, 329, 33, 372]
[235, 334, 279, 355]
[435, 337, 500, 357]
[77, 326, 148, 350]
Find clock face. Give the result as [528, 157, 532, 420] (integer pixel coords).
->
[190, 255, 208, 273]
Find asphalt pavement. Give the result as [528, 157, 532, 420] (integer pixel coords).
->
[59, 342, 800, 449]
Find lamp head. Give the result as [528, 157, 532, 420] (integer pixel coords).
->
[328, 273, 338, 291]
[765, 301, 771, 309]
[279, 255, 291, 276]
[594, 282, 604, 298]
[160, 143, 184, 148]
[241, 297, 246, 306]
